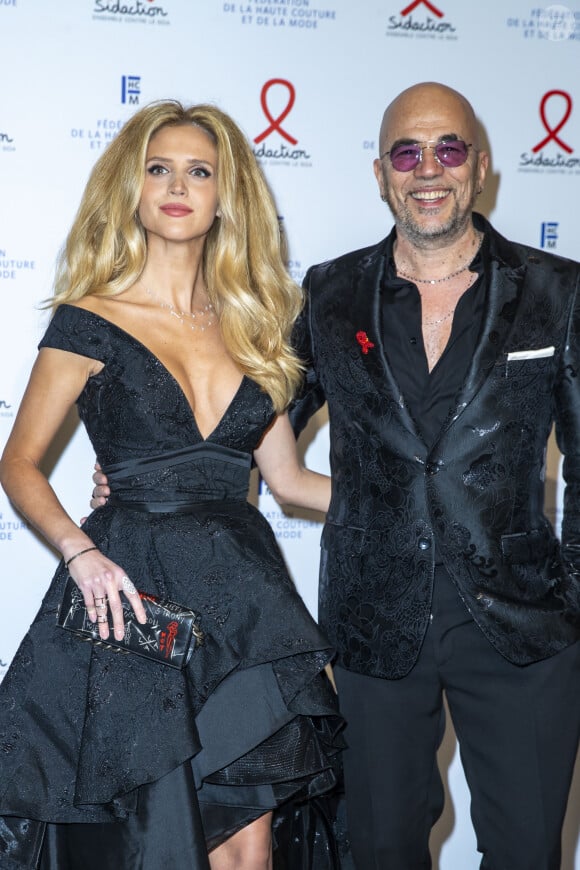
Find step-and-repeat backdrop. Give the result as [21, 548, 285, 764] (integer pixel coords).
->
[1, 1, 579, 865]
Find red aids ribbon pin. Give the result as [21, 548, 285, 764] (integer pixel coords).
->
[356, 331, 375, 354]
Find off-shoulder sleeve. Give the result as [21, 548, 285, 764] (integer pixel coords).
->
[38, 304, 110, 362]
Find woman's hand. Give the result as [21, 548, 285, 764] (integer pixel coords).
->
[65, 546, 147, 641]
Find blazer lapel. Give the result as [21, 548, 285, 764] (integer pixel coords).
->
[349, 241, 423, 440]
[443, 256, 526, 431]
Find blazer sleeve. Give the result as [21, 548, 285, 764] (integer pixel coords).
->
[288, 268, 327, 438]
[554, 264, 580, 575]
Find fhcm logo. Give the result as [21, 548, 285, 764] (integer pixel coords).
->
[121, 76, 141, 105]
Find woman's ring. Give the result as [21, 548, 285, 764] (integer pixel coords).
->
[122, 576, 137, 596]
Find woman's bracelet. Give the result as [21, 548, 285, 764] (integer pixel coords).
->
[64, 546, 98, 570]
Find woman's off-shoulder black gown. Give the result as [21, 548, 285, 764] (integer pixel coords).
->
[0, 305, 347, 870]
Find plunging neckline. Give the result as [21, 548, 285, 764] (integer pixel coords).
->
[61, 304, 248, 443]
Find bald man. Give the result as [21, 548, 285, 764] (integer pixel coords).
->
[291, 82, 580, 868]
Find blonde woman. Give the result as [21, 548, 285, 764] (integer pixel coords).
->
[0, 102, 343, 870]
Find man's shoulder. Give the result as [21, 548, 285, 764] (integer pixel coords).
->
[486, 217, 580, 276]
[305, 238, 388, 285]
[525, 245, 579, 273]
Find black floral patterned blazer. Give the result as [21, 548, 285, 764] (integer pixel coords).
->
[291, 214, 580, 679]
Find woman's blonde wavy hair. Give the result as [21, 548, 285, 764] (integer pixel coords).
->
[52, 100, 304, 412]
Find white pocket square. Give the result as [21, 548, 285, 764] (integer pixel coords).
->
[506, 346, 555, 361]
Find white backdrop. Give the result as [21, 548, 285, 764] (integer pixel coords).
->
[1, 0, 579, 866]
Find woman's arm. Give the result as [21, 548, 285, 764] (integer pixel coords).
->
[1, 348, 98, 555]
[253, 413, 330, 514]
[0, 347, 146, 638]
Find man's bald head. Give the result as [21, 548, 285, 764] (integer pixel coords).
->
[378, 82, 482, 157]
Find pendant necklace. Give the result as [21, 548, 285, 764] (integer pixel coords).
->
[423, 309, 454, 327]
[145, 286, 216, 331]
[422, 270, 478, 327]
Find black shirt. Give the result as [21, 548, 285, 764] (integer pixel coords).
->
[380, 231, 486, 448]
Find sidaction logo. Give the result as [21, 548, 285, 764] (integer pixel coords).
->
[252, 79, 312, 166]
[386, 0, 457, 38]
[93, 0, 170, 24]
[519, 90, 580, 173]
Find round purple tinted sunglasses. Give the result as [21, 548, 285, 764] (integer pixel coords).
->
[381, 140, 475, 172]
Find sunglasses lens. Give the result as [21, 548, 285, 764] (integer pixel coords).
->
[389, 145, 422, 172]
[435, 140, 469, 166]
[388, 141, 470, 171]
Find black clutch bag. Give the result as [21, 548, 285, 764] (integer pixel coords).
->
[57, 576, 204, 669]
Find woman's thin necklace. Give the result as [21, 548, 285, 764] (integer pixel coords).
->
[145, 286, 216, 331]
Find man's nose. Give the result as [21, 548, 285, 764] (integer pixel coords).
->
[415, 146, 443, 177]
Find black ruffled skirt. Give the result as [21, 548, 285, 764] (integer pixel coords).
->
[0, 496, 348, 869]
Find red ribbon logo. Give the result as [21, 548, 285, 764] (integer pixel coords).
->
[254, 79, 298, 145]
[356, 331, 375, 355]
[532, 90, 573, 154]
[400, 0, 444, 17]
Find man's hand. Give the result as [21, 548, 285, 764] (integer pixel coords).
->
[91, 463, 110, 510]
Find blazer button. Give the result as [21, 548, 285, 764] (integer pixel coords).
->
[426, 462, 440, 475]
[418, 538, 431, 551]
